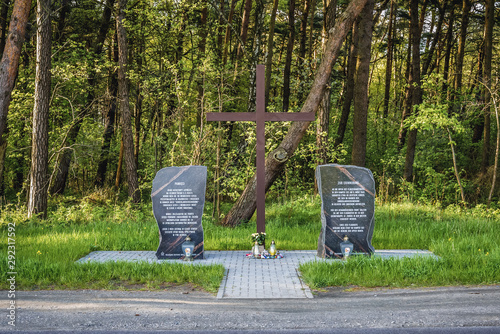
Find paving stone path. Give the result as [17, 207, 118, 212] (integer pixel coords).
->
[77, 250, 437, 299]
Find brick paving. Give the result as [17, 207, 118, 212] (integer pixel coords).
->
[77, 249, 437, 299]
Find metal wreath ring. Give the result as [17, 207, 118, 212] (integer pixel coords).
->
[272, 147, 288, 163]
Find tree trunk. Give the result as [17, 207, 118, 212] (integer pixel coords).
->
[453, 0, 471, 97]
[236, 0, 252, 60]
[213, 74, 225, 221]
[134, 83, 142, 167]
[448, 128, 465, 203]
[175, 11, 185, 67]
[49, 120, 82, 194]
[335, 23, 359, 148]
[316, 95, 330, 166]
[297, 0, 311, 102]
[448, 0, 470, 115]
[217, 0, 224, 61]
[403, 0, 422, 182]
[196, 2, 208, 127]
[307, 0, 317, 62]
[55, 0, 69, 42]
[115, 136, 124, 189]
[299, 0, 310, 63]
[0, 0, 10, 55]
[382, 0, 394, 119]
[316, 0, 337, 166]
[323, 0, 337, 47]
[0, 138, 7, 197]
[282, 0, 295, 112]
[221, 0, 369, 227]
[418, 0, 428, 33]
[50, 0, 115, 194]
[421, 1, 445, 77]
[96, 87, 117, 187]
[155, 100, 166, 171]
[133, 4, 146, 165]
[424, 5, 434, 53]
[351, 0, 373, 167]
[487, 85, 499, 206]
[472, 45, 484, 144]
[481, 0, 494, 174]
[116, 0, 139, 203]
[246, 0, 265, 113]
[397, 21, 412, 150]
[264, 0, 279, 107]
[441, 7, 454, 102]
[0, 0, 32, 152]
[95, 35, 118, 188]
[222, 0, 237, 65]
[9, 107, 26, 193]
[27, 0, 51, 219]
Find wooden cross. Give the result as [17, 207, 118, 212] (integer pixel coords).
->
[206, 64, 315, 233]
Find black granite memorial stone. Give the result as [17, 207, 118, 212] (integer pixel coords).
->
[152, 166, 206, 259]
[317, 164, 375, 258]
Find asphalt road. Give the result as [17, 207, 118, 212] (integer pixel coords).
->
[1, 285, 499, 332]
[2, 328, 500, 334]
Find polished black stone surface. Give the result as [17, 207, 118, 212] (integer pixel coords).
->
[151, 166, 206, 259]
[316, 164, 375, 258]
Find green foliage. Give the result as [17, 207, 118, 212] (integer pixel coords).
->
[251, 232, 266, 245]
[405, 74, 464, 134]
[2, 0, 500, 213]
[2, 198, 499, 290]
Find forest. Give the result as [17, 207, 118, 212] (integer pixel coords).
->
[0, 0, 499, 225]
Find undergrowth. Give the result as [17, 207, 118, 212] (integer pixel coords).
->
[1, 196, 499, 290]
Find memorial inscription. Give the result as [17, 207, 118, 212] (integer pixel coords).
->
[152, 166, 206, 259]
[317, 164, 375, 258]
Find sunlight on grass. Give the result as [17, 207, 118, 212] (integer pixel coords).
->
[301, 201, 500, 288]
[1, 198, 499, 290]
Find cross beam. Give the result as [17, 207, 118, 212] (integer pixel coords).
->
[206, 64, 315, 233]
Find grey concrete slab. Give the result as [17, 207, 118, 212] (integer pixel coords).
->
[76, 249, 438, 299]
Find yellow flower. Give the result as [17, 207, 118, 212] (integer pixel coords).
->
[36, 251, 42, 255]
[486, 252, 489, 256]
[478, 249, 481, 252]
[448, 238, 452, 241]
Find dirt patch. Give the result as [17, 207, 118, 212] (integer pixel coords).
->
[20, 281, 208, 293]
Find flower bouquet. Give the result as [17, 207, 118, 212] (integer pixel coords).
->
[251, 232, 266, 245]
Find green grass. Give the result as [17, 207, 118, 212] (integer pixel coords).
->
[0, 200, 225, 292]
[301, 202, 500, 289]
[1, 196, 499, 291]
[9, 260, 224, 292]
[204, 195, 322, 250]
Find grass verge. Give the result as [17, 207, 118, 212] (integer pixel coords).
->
[1, 196, 499, 290]
[301, 202, 500, 289]
[0, 199, 226, 292]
